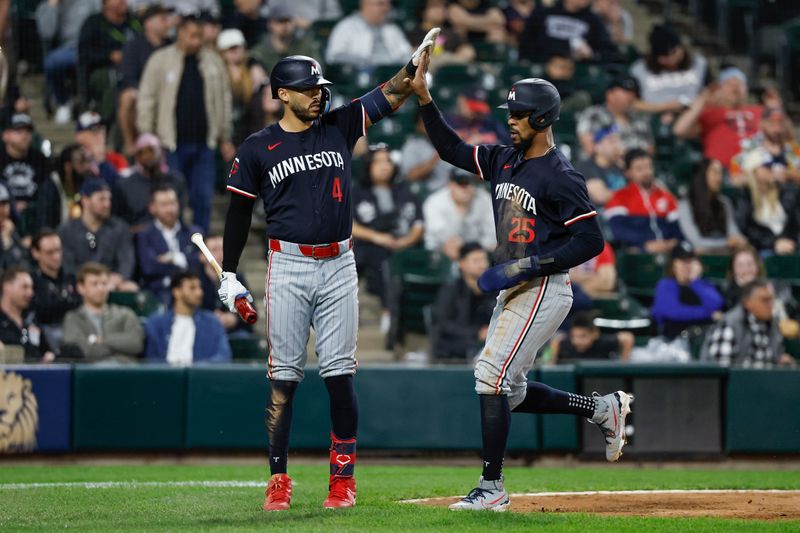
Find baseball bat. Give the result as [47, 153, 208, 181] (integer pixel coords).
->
[191, 233, 258, 324]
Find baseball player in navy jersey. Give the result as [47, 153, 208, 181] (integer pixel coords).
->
[408, 52, 634, 511]
[218, 30, 440, 512]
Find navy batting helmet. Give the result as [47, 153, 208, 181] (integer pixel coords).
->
[498, 78, 561, 131]
[270, 55, 332, 104]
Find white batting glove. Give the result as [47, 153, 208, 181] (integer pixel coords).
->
[218, 271, 252, 313]
[411, 27, 441, 66]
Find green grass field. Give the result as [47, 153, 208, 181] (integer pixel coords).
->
[1, 463, 799, 532]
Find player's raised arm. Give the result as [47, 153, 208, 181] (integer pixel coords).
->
[407, 51, 484, 176]
[358, 28, 440, 128]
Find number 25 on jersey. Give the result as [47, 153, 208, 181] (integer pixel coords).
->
[508, 217, 535, 243]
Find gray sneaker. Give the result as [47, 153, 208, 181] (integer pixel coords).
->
[589, 391, 634, 461]
[449, 476, 510, 511]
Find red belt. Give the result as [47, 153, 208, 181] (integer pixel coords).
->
[268, 238, 353, 259]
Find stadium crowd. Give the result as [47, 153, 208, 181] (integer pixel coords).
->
[0, 0, 798, 368]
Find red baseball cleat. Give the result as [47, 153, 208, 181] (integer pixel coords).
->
[323, 476, 356, 509]
[262, 473, 292, 511]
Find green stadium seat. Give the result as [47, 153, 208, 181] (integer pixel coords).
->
[310, 19, 338, 49]
[765, 255, 800, 284]
[384, 249, 455, 348]
[591, 293, 652, 331]
[573, 63, 612, 104]
[229, 335, 265, 361]
[108, 290, 162, 318]
[699, 255, 731, 284]
[474, 41, 512, 64]
[552, 111, 577, 148]
[434, 63, 484, 89]
[617, 252, 667, 300]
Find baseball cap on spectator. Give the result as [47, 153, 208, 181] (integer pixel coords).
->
[649, 24, 681, 57]
[268, 5, 295, 20]
[0, 183, 10, 203]
[671, 241, 696, 261]
[462, 87, 490, 115]
[607, 75, 640, 97]
[134, 132, 162, 153]
[5, 112, 33, 131]
[459, 241, 484, 260]
[136, 2, 173, 22]
[451, 168, 479, 186]
[198, 8, 221, 24]
[217, 29, 246, 50]
[76, 111, 104, 132]
[80, 178, 110, 198]
[719, 67, 746, 85]
[593, 123, 619, 144]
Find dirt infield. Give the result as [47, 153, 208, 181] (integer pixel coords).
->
[414, 490, 800, 520]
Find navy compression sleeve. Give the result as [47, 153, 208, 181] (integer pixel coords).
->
[537, 217, 605, 276]
[222, 192, 255, 272]
[419, 101, 480, 173]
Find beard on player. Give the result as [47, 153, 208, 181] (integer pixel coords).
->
[511, 132, 534, 152]
[289, 99, 321, 122]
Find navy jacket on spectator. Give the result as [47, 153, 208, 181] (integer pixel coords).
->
[604, 182, 683, 249]
[143, 310, 231, 363]
[136, 222, 201, 303]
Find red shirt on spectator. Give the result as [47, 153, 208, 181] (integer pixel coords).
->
[106, 151, 129, 173]
[698, 105, 763, 168]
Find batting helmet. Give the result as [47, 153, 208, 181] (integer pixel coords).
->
[498, 78, 561, 131]
[270, 55, 332, 109]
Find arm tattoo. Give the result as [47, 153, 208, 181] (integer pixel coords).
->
[380, 67, 414, 110]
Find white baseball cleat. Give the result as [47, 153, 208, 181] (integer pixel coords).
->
[449, 476, 510, 511]
[589, 391, 634, 462]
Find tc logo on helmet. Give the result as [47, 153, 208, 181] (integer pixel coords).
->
[508, 88, 516, 101]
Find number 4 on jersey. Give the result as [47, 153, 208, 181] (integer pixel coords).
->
[508, 217, 535, 243]
[332, 177, 343, 203]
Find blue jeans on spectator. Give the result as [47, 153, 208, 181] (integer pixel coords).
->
[167, 143, 214, 234]
[44, 45, 76, 105]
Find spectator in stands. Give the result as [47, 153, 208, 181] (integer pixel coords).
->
[577, 76, 653, 157]
[423, 168, 496, 261]
[325, 0, 412, 67]
[75, 111, 127, 183]
[117, 2, 173, 157]
[58, 179, 138, 291]
[113, 134, 187, 230]
[78, 0, 140, 121]
[0, 183, 30, 270]
[544, 53, 592, 113]
[731, 107, 800, 185]
[430, 242, 494, 361]
[408, 0, 475, 72]
[651, 241, 724, 340]
[592, 0, 632, 45]
[57, 143, 93, 219]
[198, 235, 251, 335]
[569, 241, 617, 298]
[352, 144, 424, 325]
[0, 267, 54, 362]
[519, 0, 614, 63]
[735, 148, 799, 255]
[266, 0, 342, 30]
[144, 270, 232, 365]
[701, 279, 796, 368]
[448, 87, 510, 146]
[137, 14, 233, 234]
[629, 24, 708, 118]
[249, 6, 320, 73]
[36, 0, 97, 124]
[399, 111, 451, 193]
[502, 0, 534, 47]
[223, 0, 266, 48]
[678, 158, 746, 254]
[673, 67, 763, 170]
[549, 311, 633, 363]
[605, 149, 682, 252]
[721, 244, 799, 341]
[61, 262, 144, 362]
[574, 123, 625, 207]
[0, 113, 61, 234]
[199, 8, 223, 48]
[136, 185, 201, 304]
[30, 230, 81, 352]
[217, 29, 267, 146]
[240, 80, 283, 136]
[447, 0, 507, 44]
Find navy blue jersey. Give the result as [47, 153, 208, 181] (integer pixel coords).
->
[226, 100, 367, 244]
[473, 144, 597, 265]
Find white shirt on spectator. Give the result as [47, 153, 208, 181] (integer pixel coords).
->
[155, 219, 188, 269]
[325, 13, 411, 66]
[422, 186, 497, 252]
[166, 314, 194, 366]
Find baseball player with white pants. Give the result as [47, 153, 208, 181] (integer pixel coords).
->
[218, 31, 440, 512]
[408, 52, 634, 511]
